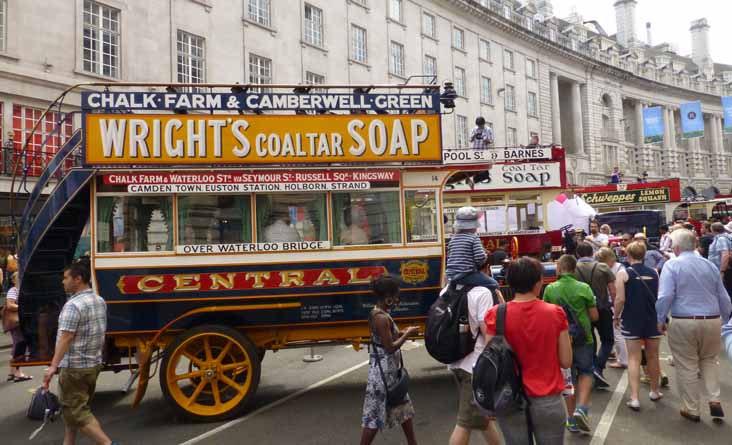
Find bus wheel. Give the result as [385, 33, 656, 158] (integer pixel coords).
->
[160, 325, 261, 422]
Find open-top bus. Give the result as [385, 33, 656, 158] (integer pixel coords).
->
[13, 82, 561, 421]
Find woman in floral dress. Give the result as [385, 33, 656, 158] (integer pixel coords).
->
[360, 275, 419, 445]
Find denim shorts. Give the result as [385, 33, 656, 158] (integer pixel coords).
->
[572, 343, 594, 377]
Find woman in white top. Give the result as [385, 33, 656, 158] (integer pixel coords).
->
[3, 272, 31, 381]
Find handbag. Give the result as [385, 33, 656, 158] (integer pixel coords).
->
[1, 304, 19, 332]
[369, 311, 410, 407]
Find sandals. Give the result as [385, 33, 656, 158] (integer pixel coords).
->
[12, 375, 33, 382]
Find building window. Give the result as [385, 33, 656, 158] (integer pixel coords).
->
[247, 0, 271, 27]
[389, 0, 402, 22]
[423, 55, 437, 77]
[249, 53, 272, 92]
[389, 41, 405, 77]
[177, 30, 205, 87]
[82, 0, 120, 78]
[305, 71, 325, 92]
[527, 91, 538, 116]
[303, 3, 324, 47]
[480, 76, 492, 104]
[12, 105, 74, 177]
[507, 127, 517, 146]
[526, 59, 536, 78]
[503, 49, 514, 70]
[350, 24, 367, 63]
[479, 39, 491, 61]
[454, 67, 466, 96]
[456, 115, 468, 148]
[453, 27, 465, 50]
[0, 0, 6, 52]
[422, 12, 436, 38]
[505, 84, 515, 111]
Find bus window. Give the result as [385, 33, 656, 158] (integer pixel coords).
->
[256, 193, 327, 243]
[97, 196, 173, 253]
[405, 190, 438, 243]
[332, 191, 401, 245]
[178, 195, 252, 245]
[507, 193, 543, 231]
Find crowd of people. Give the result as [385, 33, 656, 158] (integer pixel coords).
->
[363, 208, 732, 444]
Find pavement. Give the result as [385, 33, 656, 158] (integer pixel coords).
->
[0, 339, 730, 444]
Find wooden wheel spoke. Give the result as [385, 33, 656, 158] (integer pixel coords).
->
[203, 337, 213, 362]
[215, 341, 233, 364]
[186, 380, 208, 407]
[219, 374, 246, 395]
[211, 380, 222, 406]
[221, 361, 250, 373]
[182, 350, 206, 368]
[173, 369, 205, 382]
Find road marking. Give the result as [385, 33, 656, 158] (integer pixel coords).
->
[590, 371, 629, 445]
[177, 359, 370, 445]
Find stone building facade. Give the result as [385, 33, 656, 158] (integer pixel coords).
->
[1, 0, 731, 201]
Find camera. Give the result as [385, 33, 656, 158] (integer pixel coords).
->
[475, 131, 483, 140]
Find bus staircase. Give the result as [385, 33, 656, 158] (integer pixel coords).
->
[12, 111, 92, 364]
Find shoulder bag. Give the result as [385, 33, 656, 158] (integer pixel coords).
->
[369, 310, 410, 407]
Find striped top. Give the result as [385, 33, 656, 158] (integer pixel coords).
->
[446, 233, 487, 279]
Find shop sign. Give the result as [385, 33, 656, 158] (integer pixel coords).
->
[581, 187, 670, 206]
[471, 162, 562, 190]
[103, 170, 398, 194]
[442, 147, 551, 164]
[84, 114, 441, 165]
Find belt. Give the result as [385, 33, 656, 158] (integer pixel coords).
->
[672, 315, 720, 320]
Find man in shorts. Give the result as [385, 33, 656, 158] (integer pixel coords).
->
[43, 261, 116, 445]
[544, 255, 599, 435]
[447, 260, 501, 445]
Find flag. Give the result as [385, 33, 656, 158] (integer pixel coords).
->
[722, 96, 732, 134]
[680, 101, 704, 139]
[642, 106, 664, 144]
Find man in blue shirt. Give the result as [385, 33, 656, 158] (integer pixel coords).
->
[707, 222, 732, 298]
[656, 229, 732, 423]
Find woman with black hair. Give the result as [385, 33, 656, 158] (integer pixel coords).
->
[360, 275, 419, 445]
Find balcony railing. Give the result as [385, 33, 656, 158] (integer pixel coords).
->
[0, 141, 82, 184]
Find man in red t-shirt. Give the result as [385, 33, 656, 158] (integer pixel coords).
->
[484, 257, 572, 444]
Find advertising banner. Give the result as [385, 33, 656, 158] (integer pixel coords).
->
[442, 146, 552, 164]
[580, 187, 671, 206]
[84, 114, 442, 165]
[723, 96, 732, 134]
[642, 106, 665, 143]
[680, 101, 704, 139]
[455, 162, 562, 191]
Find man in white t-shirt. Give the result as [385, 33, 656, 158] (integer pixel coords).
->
[445, 262, 501, 445]
[585, 220, 608, 253]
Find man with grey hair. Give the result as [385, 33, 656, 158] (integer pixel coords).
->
[656, 229, 732, 423]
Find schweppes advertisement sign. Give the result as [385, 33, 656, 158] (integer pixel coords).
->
[581, 187, 671, 206]
[84, 114, 442, 165]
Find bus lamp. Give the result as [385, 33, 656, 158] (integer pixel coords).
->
[440, 82, 457, 109]
[166, 86, 188, 115]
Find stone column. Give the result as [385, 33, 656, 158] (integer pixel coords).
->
[571, 82, 584, 154]
[550, 73, 561, 144]
[662, 105, 671, 149]
[634, 100, 644, 147]
[667, 107, 677, 148]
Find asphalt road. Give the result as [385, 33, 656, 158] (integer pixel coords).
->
[1, 339, 730, 444]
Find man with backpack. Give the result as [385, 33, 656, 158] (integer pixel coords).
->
[575, 242, 616, 390]
[543, 255, 599, 435]
[441, 261, 501, 445]
[426, 260, 501, 444]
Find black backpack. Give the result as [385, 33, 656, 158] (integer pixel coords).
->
[556, 291, 587, 347]
[472, 304, 534, 443]
[424, 282, 477, 364]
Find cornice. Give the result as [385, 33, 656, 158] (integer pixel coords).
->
[446, 0, 726, 101]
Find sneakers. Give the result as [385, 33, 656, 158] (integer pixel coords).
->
[573, 407, 591, 435]
[710, 402, 725, 419]
[660, 374, 669, 387]
[566, 419, 580, 433]
[626, 399, 640, 411]
[649, 391, 663, 402]
[593, 371, 611, 390]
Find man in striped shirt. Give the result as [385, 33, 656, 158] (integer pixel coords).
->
[446, 207, 498, 290]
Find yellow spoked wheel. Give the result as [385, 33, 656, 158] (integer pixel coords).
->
[160, 325, 261, 421]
